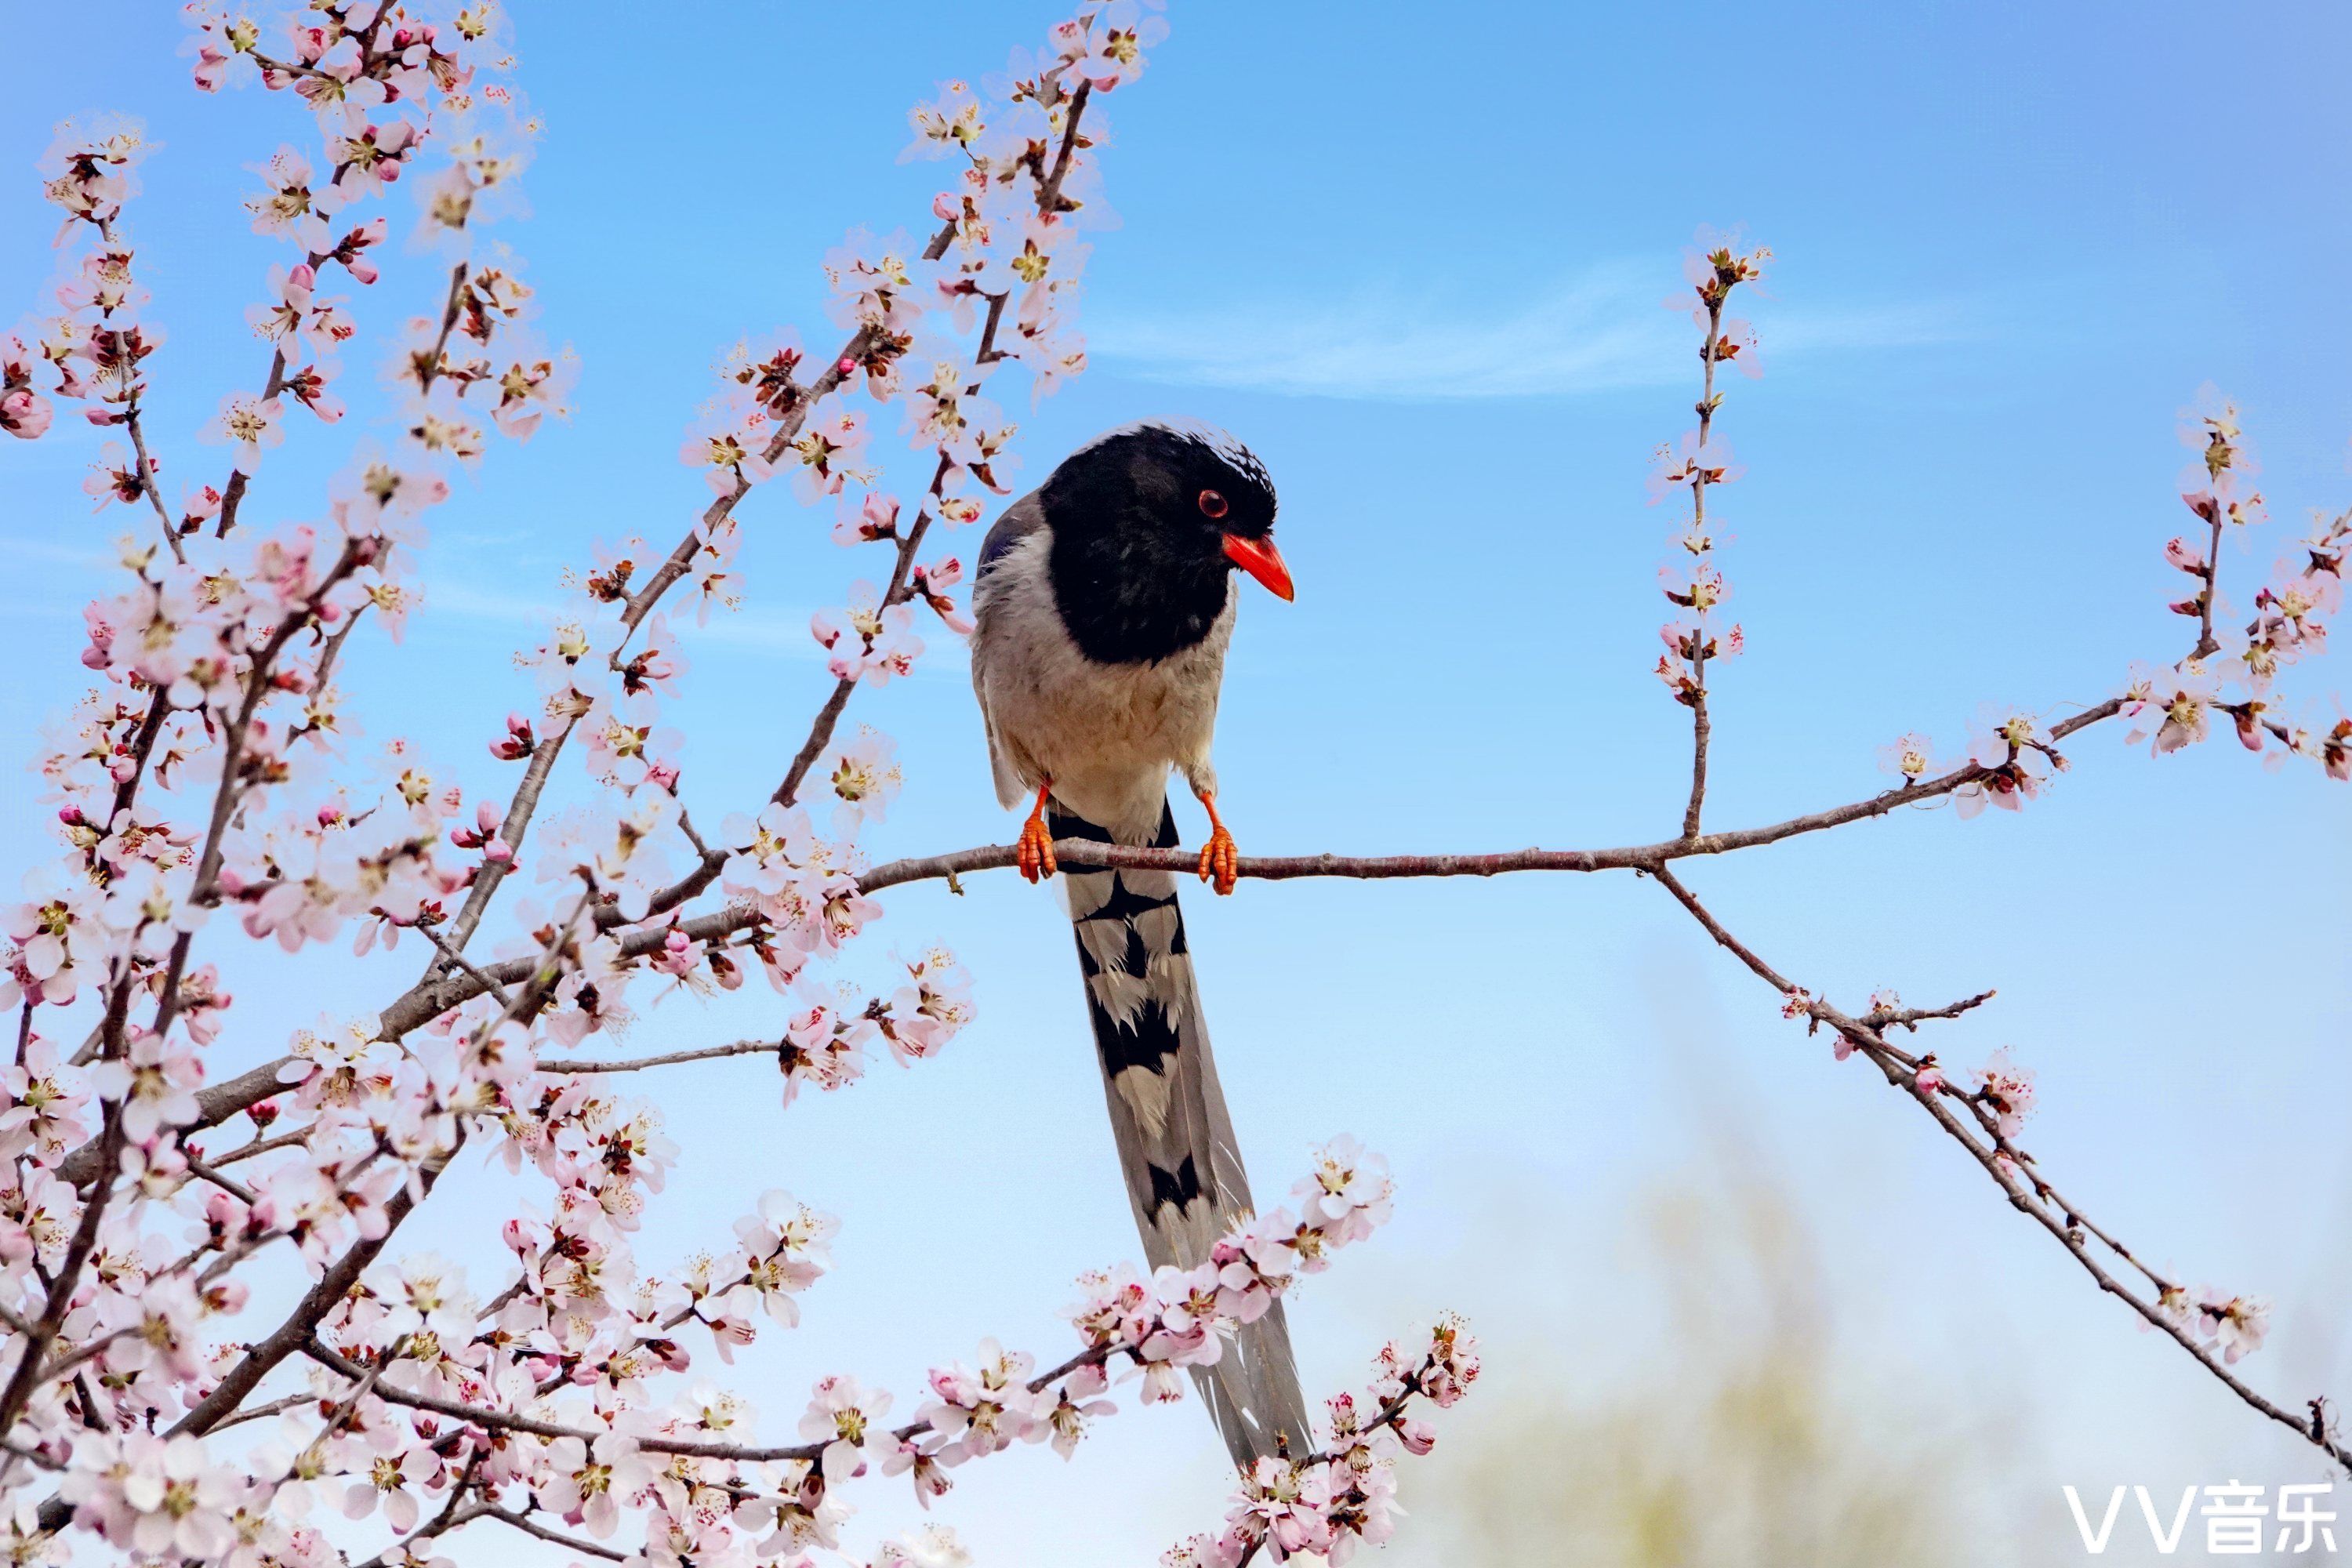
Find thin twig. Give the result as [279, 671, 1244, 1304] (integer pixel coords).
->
[419, 924, 517, 1010]
[535, 1039, 780, 1075]
[481, 1508, 626, 1563]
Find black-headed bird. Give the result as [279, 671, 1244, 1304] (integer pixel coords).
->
[968, 420, 1303, 1468]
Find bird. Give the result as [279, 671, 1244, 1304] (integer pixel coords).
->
[967, 419, 1305, 1469]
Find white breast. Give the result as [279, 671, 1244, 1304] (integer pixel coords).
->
[971, 530, 1232, 844]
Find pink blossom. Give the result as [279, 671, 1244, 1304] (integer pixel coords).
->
[1042, 1381, 1116, 1459]
[789, 406, 871, 502]
[1966, 1046, 2037, 1139]
[918, 1339, 1044, 1459]
[1420, 1314, 1482, 1407]
[2193, 1289, 2272, 1363]
[537, 1432, 655, 1539]
[826, 726, 902, 834]
[1646, 430, 1740, 503]
[903, 81, 985, 162]
[678, 404, 776, 495]
[811, 580, 925, 684]
[730, 1188, 840, 1325]
[1080, 0, 1170, 90]
[0, 372, 53, 439]
[325, 213, 388, 283]
[245, 260, 315, 347]
[2122, 662, 2219, 756]
[1292, 1134, 1394, 1245]
[200, 391, 285, 475]
[1876, 731, 1936, 783]
[911, 554, 975, 634]
[81, 441, 156, 511]
[179, 482, 223, 531]
[280, 361, 344, 423]
[798, 1374, 895, 1479]
[880, 1435, 957, 1508]
[60, 1432, 239, 1559]
[491, 347, 575, 440]
[0, 1035, 92, 1160]
[1954, 704, 2057, 818]
[884, 946, 975, 1064]
[835, 489, 902, 547]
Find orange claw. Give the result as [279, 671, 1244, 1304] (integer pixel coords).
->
[1196, 793, 1240, 896]
[1017, 780, 1057, 884]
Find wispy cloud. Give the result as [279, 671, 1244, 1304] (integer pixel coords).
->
[0, 534, 114, 571]
[1089, 262, 1968, 401]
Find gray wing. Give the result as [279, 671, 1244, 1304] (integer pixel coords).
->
[975, 489, 1047, 586]
[970, 491, 1048, 809]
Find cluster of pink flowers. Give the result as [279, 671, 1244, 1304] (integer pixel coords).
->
[1875, 393, 2350, 816]
[1871, 707, 2068, 819]
[1157, 1314, 1480, 1567]
[1964, 1045, 2036, 1140]
[2151, 1285, 2274, 1366]
[1056, 1136, 1394, 1407]
[260, 1138, 1436, 1568]
[2122, 395, 2350, 775]
[16, 121, 158, 452]
[1648, 230, 1765, 709]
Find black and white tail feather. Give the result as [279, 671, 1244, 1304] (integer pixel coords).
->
[1052, 800, 1312, 1468]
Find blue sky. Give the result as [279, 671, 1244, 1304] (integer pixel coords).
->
[5, 2, 2351, 1563]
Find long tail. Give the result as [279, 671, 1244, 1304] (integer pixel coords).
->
[1052, 798, 1311, 1469]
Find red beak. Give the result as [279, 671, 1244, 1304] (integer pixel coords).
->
[1221, 532, 1295, 601]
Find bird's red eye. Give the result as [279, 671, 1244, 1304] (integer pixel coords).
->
[1198, 489, 1229, 519]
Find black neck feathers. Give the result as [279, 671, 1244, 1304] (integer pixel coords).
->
[1046, 522, 1232, 665]
[1036, 423, 1275, 666]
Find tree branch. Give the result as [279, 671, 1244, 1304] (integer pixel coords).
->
[1646, 863, 2352, 1476]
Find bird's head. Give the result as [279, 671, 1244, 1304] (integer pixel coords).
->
[1039, 420, 1291, 665]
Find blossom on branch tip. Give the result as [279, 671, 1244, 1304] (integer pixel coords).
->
[835, 490, 901, 548]
[1679, 226, 1772, 318]
[904, 81, 985, 162]
[1877, 731, 1936, 783]
[1079, 0, 1170, 90]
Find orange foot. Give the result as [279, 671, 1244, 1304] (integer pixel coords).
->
[1017, 781, 1057, 884]
[1198, 824, 1239, 895]
[1195, 792, 1240, 895]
